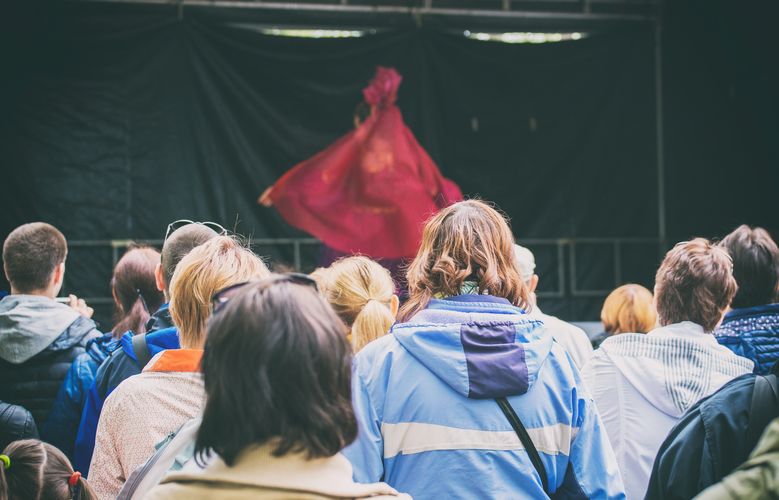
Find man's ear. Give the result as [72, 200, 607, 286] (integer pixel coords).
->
[154, 262, 165, 292]
[48, 261, 66, 297]
[390, 295, 400, 318]
[52, 262, 66, 288]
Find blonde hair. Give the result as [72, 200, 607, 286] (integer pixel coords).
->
[601, 284, 657, 335]
[169, 236, 270, 348]
[318, 257, 396, 352]
[400, 200, 529, 322]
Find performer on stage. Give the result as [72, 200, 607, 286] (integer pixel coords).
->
[259, 67, 462, 266]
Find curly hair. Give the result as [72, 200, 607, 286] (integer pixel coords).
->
[399, 200, 529, 322]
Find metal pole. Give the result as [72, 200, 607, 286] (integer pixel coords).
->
[654, 8, 666, 251]
[293, 240, 302, 271]
[71, 0, 655, 22]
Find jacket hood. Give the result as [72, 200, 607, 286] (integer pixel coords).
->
[119, 326, 180, 364]
[597, 321, 754, 417]
[393, 295, 551, 399]
[144, 303, 173, 333]
[0, 295, 83, 363]
[85, 334, 118, 366]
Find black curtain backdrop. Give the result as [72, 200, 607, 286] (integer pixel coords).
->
[1, 1, 775, 323]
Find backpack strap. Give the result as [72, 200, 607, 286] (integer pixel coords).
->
[747, 374, 779, 447]
[131, 333, 152, 369]
[496, 397, 550, 493]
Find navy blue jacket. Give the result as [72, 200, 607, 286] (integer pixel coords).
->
[715, 303, 779, 375]
[645, 362, 779, 499]
[73, 305, 176, 475]
[40, 333, 115, 459]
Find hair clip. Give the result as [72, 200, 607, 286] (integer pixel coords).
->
[0, 454, 9, 469]
[68, 471, 81, 486]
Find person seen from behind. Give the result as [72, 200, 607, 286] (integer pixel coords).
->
[0, 439, 96, 500]
[0, 223, 99, 434]
[145, 275, 408, 499]
[590, 284, 657, 349]
[344, 200, 624, 499]
[715, 225, 779, 374]
[89, 236, 270, 498]
[582, 238, 754, 499]
[315, 256, 398, 352]
[73, 221, 221, 474]
[514, 244, 594, 368]
[44, 245, 164, 459]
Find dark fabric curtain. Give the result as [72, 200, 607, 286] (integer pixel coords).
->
[1, 3, 660, 320]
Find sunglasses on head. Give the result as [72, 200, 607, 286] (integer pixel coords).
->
[164, 219, 228, 243]
[210, 273, 319, 314]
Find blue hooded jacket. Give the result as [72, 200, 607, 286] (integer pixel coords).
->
[715, 303, 779, 375]
[73, 305, 177, 475]
[343, 295, 625, 499]
[41, 333, 115, 459]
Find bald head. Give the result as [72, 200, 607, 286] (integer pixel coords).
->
[161, 223, 219, 291]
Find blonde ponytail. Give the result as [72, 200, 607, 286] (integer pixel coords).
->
[351, 298, 396, 351]
[318, 256, 396, 352]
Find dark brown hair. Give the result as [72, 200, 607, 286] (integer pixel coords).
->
[719, 225, 779, 309]
[195, 276, 356, 465]
[111, 245, 166, 338]
[2, 222, 67, 293]
[400, 200, 529, 322]
[160, 223, 219, 289]
[0, 439, 96, 500]
[655, 238, 737, 332]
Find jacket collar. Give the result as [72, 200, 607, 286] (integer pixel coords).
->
[162, 444, 400, 498]
[428, 294, 521, 311]
[723, 303, 779, 322]
[143, 348, 202, 373]
[648, 321, 714, 340]
[146, 303, 173, 332]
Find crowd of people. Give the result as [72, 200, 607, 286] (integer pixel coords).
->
[0, 202, 778, 499]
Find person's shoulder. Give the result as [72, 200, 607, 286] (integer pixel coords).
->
[541, 313, 585, 334]
[354, 334, 401, 373]
[105, 372, 158, 407]
[702, 373, 756, 407]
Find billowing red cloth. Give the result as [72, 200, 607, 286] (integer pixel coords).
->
[267, 67, 462, 259]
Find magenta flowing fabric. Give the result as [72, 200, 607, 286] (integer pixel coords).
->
[267, 67, 462, 259]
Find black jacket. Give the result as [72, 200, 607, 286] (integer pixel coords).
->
[645, 362, 779, 499]
[0, 315, 100, 429]
[0, 401, 39, 450]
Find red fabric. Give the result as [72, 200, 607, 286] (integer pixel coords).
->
[267, 67, 462, 259]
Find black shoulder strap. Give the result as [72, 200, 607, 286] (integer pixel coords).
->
[131, 333, 152, 369]
[747, 374, 779, 446]
[496, 397, 549, 493]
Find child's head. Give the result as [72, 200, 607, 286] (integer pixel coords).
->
[317, 256, 398, 352]
[0, 439, 95, 500]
